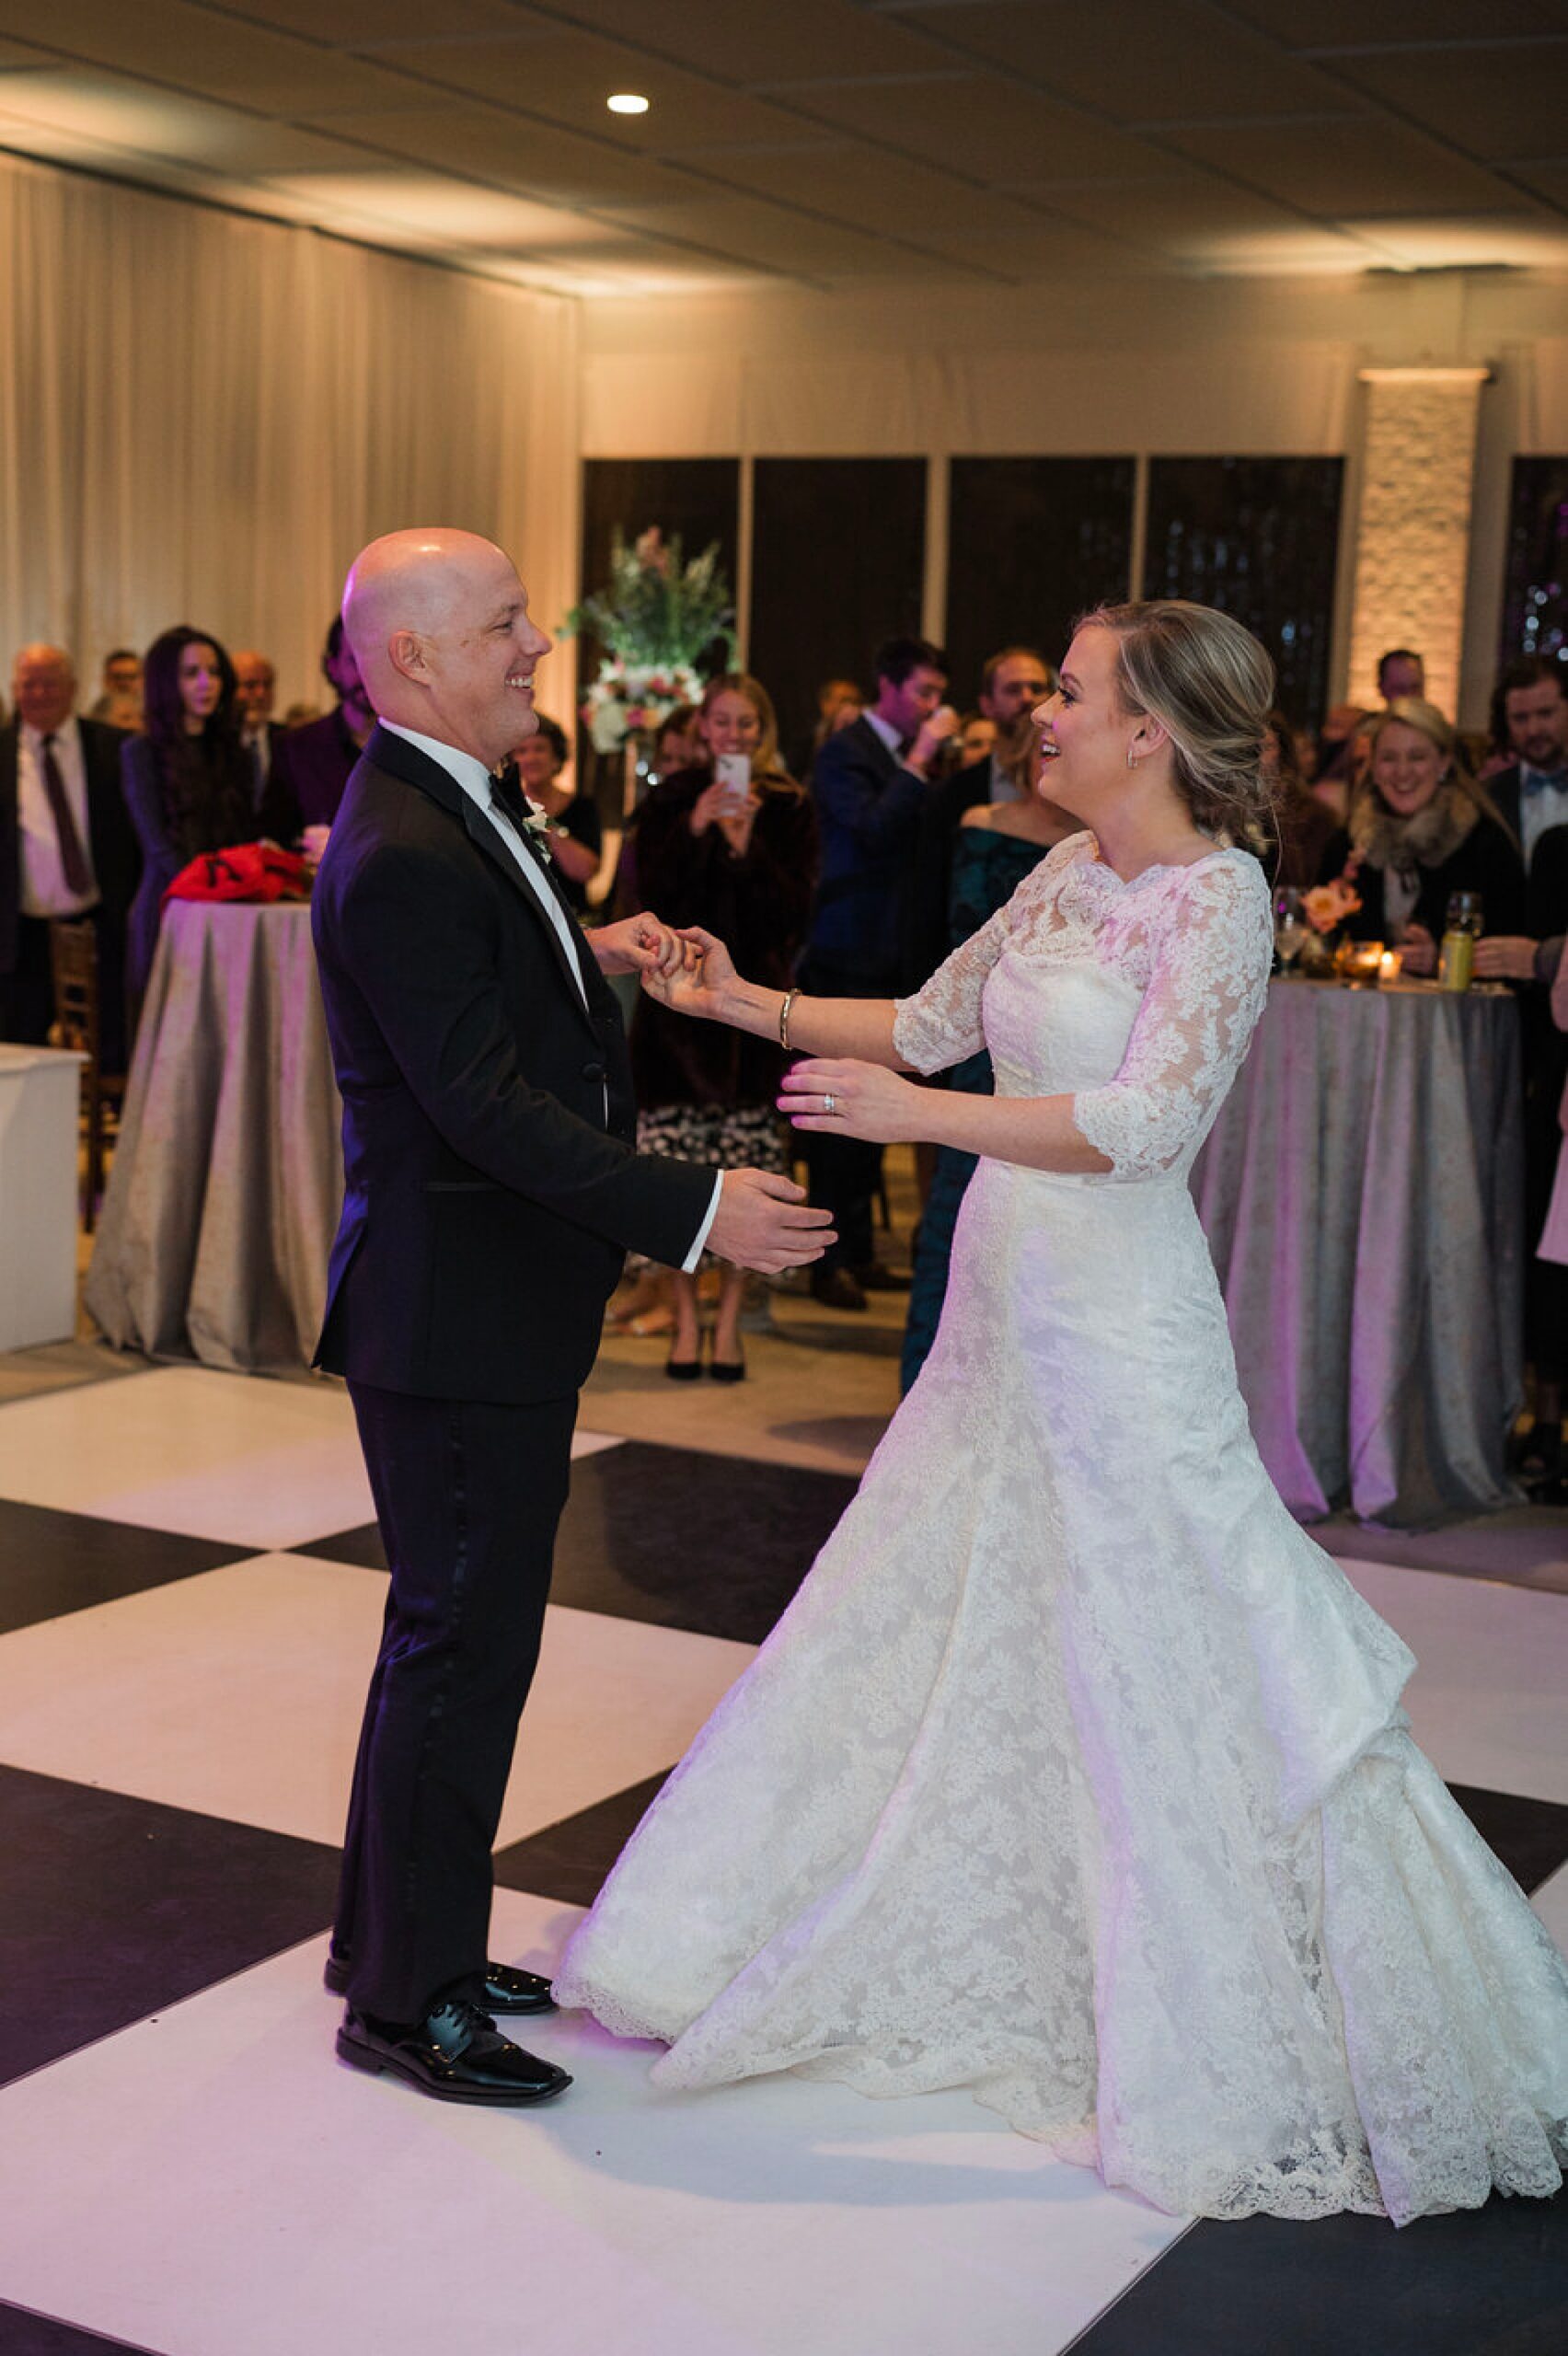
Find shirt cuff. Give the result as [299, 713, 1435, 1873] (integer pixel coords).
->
[680, 1172, 723, 1273]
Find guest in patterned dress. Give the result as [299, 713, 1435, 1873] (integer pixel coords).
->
[629, 673, 817, 1379]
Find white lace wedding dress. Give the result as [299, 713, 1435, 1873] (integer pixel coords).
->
[555, 830, 1568, 2224]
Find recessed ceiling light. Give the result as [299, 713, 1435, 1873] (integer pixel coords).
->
[606, 93, 650, 115]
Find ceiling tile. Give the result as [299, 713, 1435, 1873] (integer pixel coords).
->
[599, 191, 978, 277]
[781, 71, 1168, 184]
[543, 0, 961, 87]
[1039, 168, 1377, 266]
[887, 3, 1362, 122]
[688, 143, 1068, 240]
[4, 1, 429, 115]
[254, 168, 615, 250]
[0, 66, 375, 176]
[1330, 42, 1568, 160]
[1163, 116, 1516, 217]
[318, 105, 708, 208]
[1514, 160, 1568, 207]
[1333, 212, 1568, 267]
[371, 29, 824, 149]
[1229, 0, 1561, 40]
[215, 0, 528, 38]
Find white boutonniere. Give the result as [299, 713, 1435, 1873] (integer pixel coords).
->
[521, 798, 555, 862]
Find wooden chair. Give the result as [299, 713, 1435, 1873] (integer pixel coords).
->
[49, 919, 124, 1231]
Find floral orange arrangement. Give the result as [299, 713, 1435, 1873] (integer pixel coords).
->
[1303, 874, 1362, 934]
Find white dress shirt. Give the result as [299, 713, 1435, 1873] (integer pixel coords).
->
[1520, 767, 1568, 872]
[17, 716, 98, 918]
[382, 720, 721, 1270]
[864, 708, 906, 765]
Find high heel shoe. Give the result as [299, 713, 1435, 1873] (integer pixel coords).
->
[665, 1344, 702, 1381]
[709, 1339, 746, 1383]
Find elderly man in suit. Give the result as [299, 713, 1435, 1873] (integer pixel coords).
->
[800, 633, 955, 1311]
[311, 527, 832, 2107]
[0, 643, 138, 1068]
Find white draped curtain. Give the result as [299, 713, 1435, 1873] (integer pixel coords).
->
[0, 151, 581, 712]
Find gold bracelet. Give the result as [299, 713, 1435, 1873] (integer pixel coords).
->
[778, 987, 800, 1052]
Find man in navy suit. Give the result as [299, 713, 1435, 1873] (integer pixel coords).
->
[1483, 658, 1568, 874]
[800, 634, 953, 1310]
[311, 528, 831, 2107]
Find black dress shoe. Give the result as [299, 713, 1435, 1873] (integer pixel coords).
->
[323, 1948, 556, 2016]
[336, 1998, 571, 2106]
[811, 1266, 867, 1311]
[664, 1348, 702, 1380]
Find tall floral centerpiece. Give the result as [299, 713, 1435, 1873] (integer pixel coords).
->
[564, 526, 735, 808]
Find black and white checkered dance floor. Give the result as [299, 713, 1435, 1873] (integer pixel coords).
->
[0, 1366, 1563, 2355]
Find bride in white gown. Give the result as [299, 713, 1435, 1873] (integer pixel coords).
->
[554, 601, 1568, 2224]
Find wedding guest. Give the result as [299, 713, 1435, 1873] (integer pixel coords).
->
[901, 735, 1077, 1392]
[1315, 699, 1526, 974]
[958, 711, 997, 767]
[629, 673, 817, 1375]
[261, 618, 375, 842]
[121, 628, 254, 1019]
[512, 715, 602, 916]
[88, 648, 144, 732]
[652, 704, 702, 782]
[1311, 702, 1367, 822]
[793, 676, 863, 778]
[1482, 658, 1568, 870]
[1477, 819, 1568, 1484]
[802, 633, 954, 1310]
[907, 645, 1054, 990]
[1261, 710, 1337, 890]
[233, 649, 284, 816]
[1377, 648, 1425, 705]
[0, 642, 139, 1069]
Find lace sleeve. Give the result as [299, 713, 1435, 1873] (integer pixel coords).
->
[892, 835, 1087, 1074]
[1073, 855, 1273, 1180]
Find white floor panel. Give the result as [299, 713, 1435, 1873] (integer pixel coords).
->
[0, 1557, 751, 1845]
[0, 1891, 1185, 2356]
[1335, 1556, 1568, 1803]
[0, 1366, 622, 1550]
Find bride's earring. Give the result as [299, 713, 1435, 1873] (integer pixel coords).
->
[1126, 745, 1138, 768]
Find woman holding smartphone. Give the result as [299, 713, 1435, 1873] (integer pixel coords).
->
[628, 673, 819, 1378]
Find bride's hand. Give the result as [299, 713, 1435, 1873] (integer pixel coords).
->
[639, 925, 738, 1020]
[780, 1058, 924, 1145]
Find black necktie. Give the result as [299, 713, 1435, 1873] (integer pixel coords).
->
[490, 762, 532, 837]
[40, 733, 92, 896]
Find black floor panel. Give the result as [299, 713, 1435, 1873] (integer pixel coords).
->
[0, 2304, 167, 2354]
[302, 1438, 859, 1644]
[494, 1772, 670, 1911]
[0, 1764, 338, 2087]
[0, 1499, 242, 1635]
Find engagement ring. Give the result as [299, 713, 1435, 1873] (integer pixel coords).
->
[824, 1093, 837, 1115]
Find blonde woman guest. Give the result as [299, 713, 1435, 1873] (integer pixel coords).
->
[628, 674, 818, 1378]
[557, 600, 1568, 2221]
[1315, 699, 1526, 974]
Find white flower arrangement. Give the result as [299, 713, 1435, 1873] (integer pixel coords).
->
[582, 654, 707, 755]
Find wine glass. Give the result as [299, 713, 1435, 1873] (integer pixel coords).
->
[1446, 891, 1483, 937]
[1274, 886, 1309, 974]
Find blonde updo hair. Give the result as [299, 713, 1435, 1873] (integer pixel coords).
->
[1078, 599, 1277, 849]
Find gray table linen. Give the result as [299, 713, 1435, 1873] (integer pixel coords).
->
[1191, 979, 1525, 1527]
[86, 903, 341, 1373]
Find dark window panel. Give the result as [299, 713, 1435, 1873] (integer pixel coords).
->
[576, 457, 741, 803]
[945, 457, 1136, 703]
[1143, 457, 1344, 726]
[749, 457, 928, 777]
[1500, 456, 1568, 676]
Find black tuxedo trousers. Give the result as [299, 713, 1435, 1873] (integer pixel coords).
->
[336, 1381, 576, 2020]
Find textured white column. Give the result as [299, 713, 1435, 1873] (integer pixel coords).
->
[1346, 367, 1490, 719]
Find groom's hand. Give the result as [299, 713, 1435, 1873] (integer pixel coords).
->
[591, 912, 686, 979]
[705, 1170, 835, 1275]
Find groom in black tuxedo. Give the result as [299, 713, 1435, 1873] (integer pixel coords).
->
[312, 528, 833, 2105]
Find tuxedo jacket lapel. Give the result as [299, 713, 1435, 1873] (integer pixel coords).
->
[364, 723, 598, 1032]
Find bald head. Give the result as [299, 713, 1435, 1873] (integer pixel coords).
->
[12, 643, 76, 734]
[342, 528, 551, 768]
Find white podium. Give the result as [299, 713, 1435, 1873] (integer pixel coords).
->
[0, 1045, 83, 1350]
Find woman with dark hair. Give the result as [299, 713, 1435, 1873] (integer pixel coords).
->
[121, 627, 256, 1017]
[513, 713, 602, 918]
[628, 671, 817, 1378]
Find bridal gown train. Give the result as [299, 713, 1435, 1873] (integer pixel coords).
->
[555, 830, 1568, 2224]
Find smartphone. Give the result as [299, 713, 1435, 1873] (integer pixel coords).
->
[713, 752, 752, 812]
